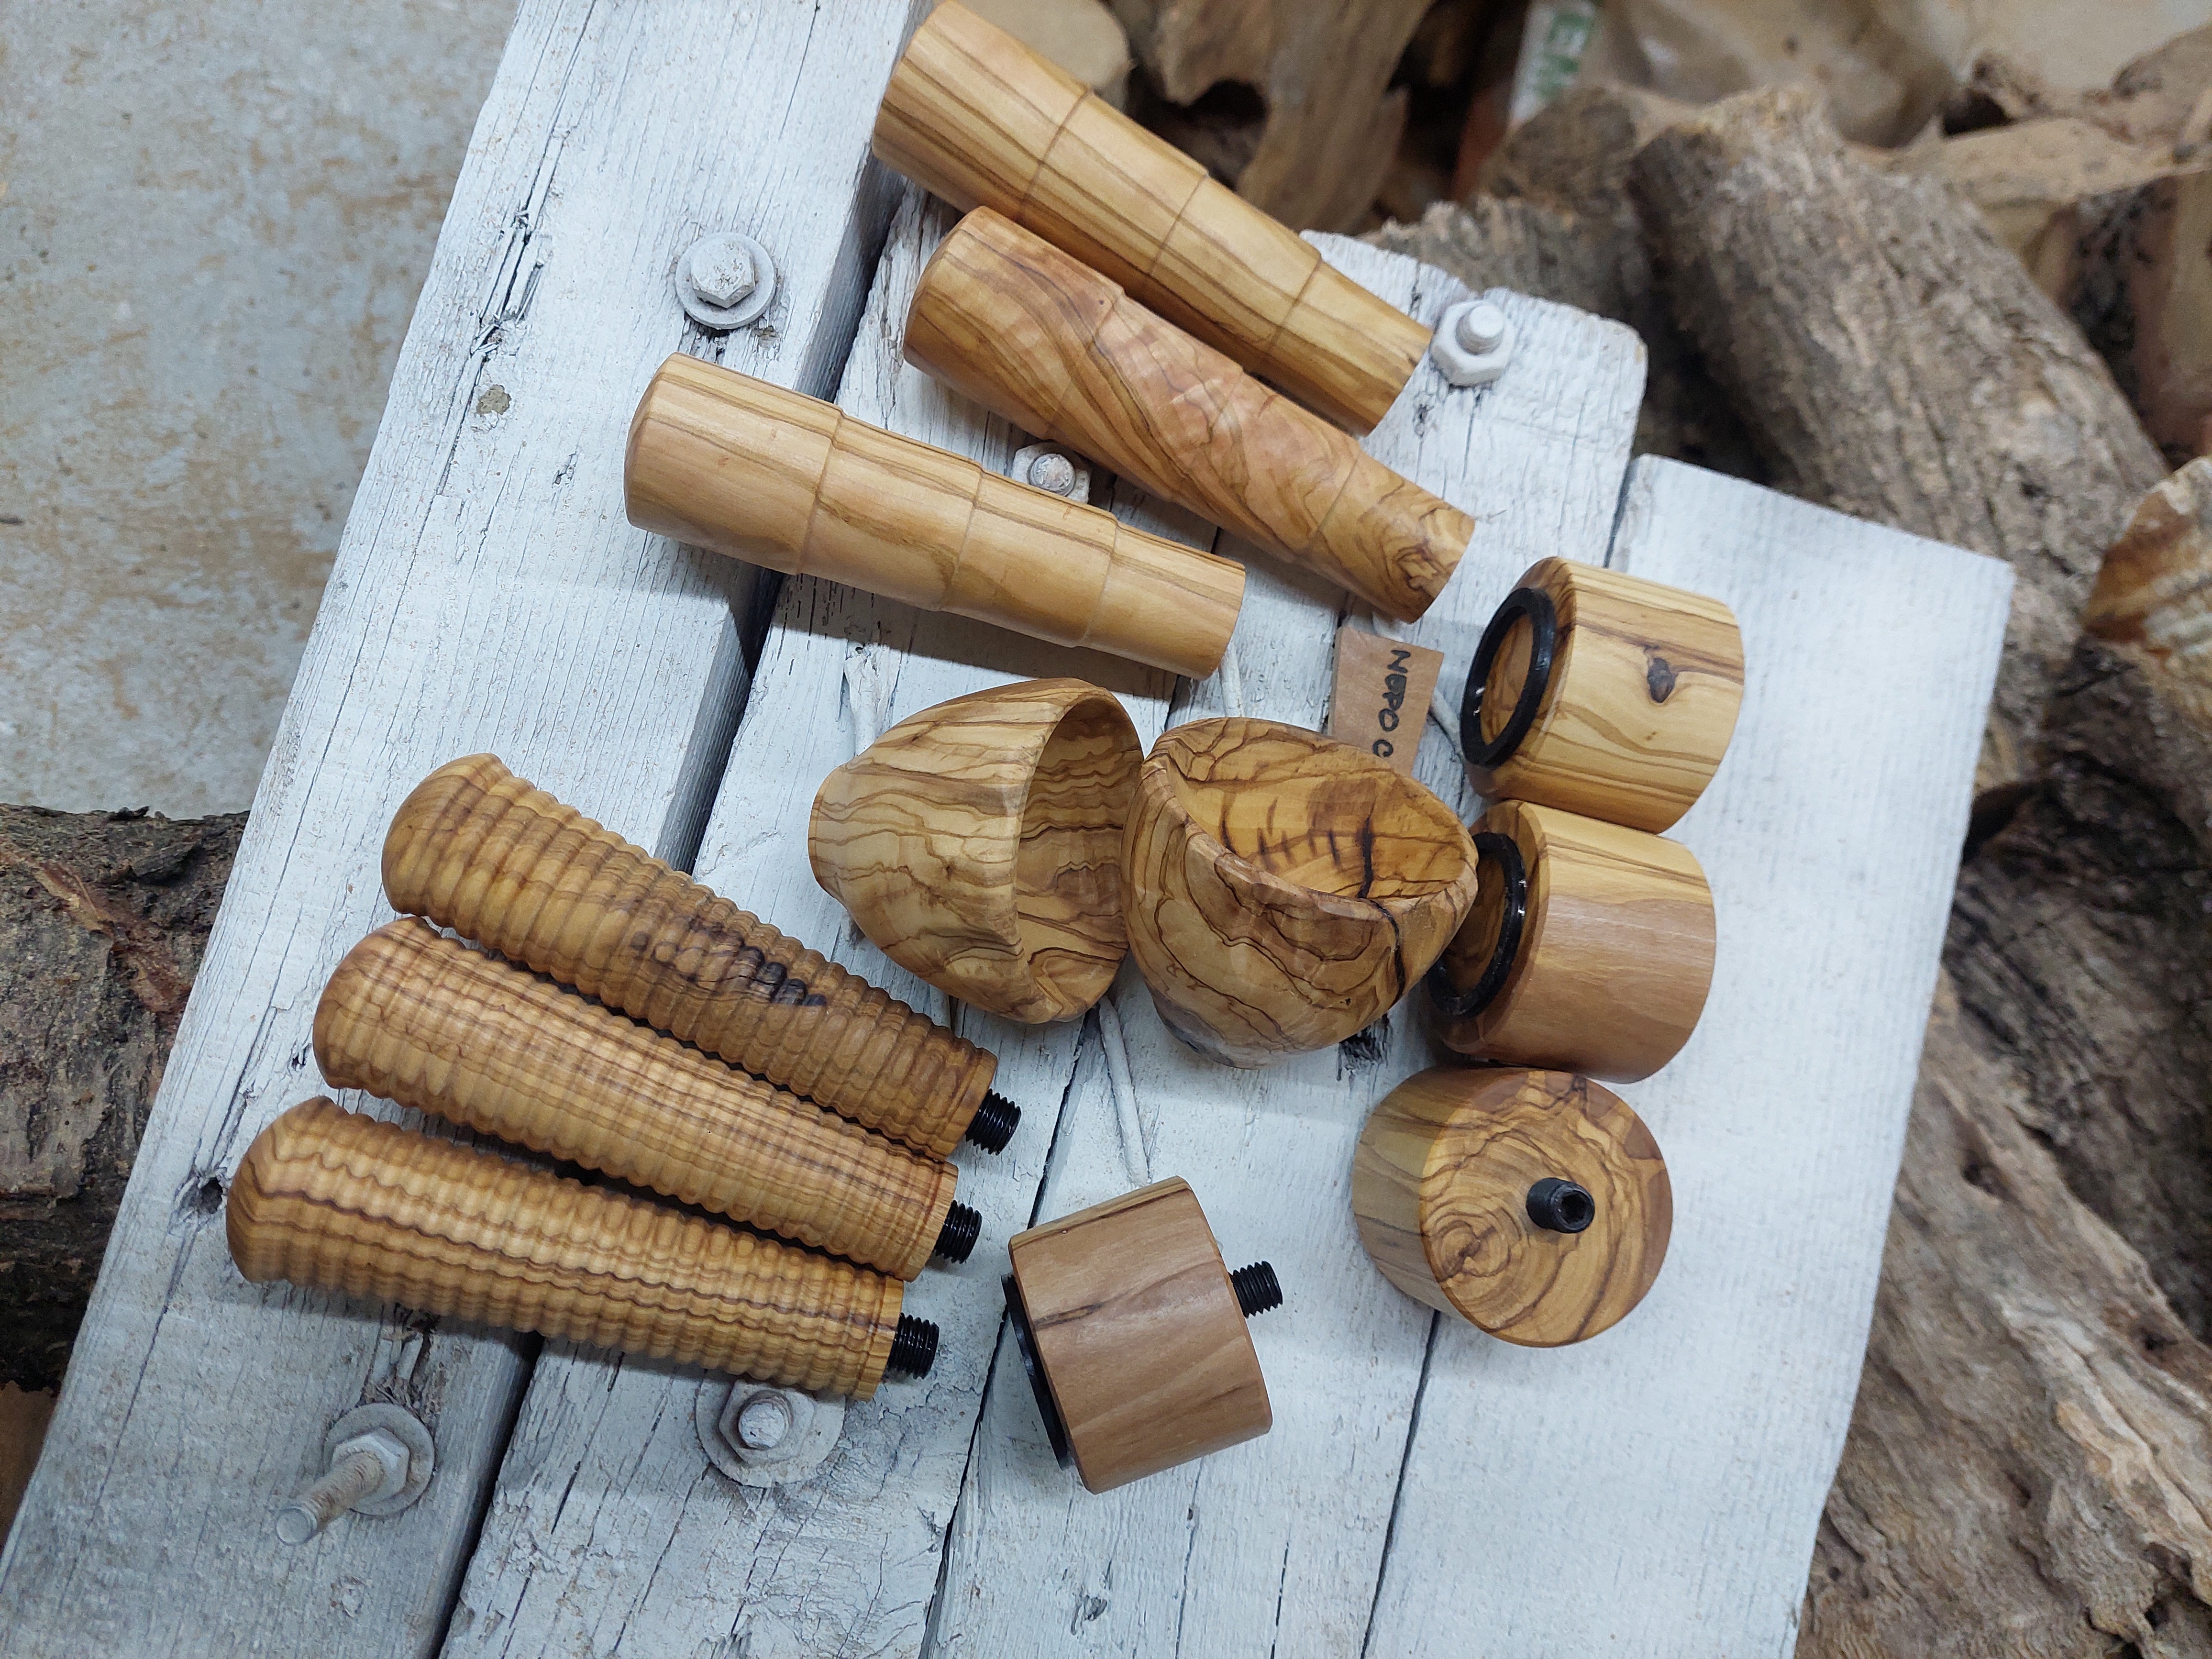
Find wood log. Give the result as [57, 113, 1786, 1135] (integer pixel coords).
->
[0, 805, 242, 1391]
[2061, 165, 2212, 463]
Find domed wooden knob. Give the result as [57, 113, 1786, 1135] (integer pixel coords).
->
[1426, 799, 1715, 1084]
[1352, 1067, 1671, 1347]
[809, 679, 1139, 1024]
[1004, 1177, 1274, 1493]
[1122, 718, 1480, 1067]
[1463, 556, 1744, 832]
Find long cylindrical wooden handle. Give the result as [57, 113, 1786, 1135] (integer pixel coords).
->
[315, 919, 961, 1280]
[382, 753, 1007, 1160]
[623, 354, 1244, 680]
[871, 1, 1429, 434]
[907, 208, 1472, 624]
[227, 1099, 906, 1397]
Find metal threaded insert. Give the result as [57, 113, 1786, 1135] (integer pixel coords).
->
[887, 1314, 940, 1379]
[1231, 1261, 1283, 1318]
[934, 1202, 982, 1264]
[965, 1091, 1021, 1153]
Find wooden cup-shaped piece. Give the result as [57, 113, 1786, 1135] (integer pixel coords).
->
[872, 2, 1429, 433]
[1463, 556, 1744, 832]
[1353, 1068, 1671, 1347]
[810, 679, 1139, 1024]
[624, 354, 1243, 679]
[1123, 719, 1480, 1067]
[1005, 1177, 1271, 1492]
[1427, 800, 1715, 1083]
[228, 1099, 917, 1397]
[905, 209, 1473, 623]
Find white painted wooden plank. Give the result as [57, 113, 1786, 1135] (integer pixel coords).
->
[0, 6, 929, 1654]
[928, 241, 1648, 1659]
[1361, 457, 2013, 1656]
[439, 189, 1216, 1659]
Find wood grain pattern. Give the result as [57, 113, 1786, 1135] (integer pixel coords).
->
[871, 0, 1430, 432]
[1471, 554, 1744, 831]
[384, 753, 997, 1160]
[228, 1098, 903, 1397]
[1009, 1177, 1271, 1492]
[809, 677, 1138, 1024]
[1429, 799, 1716, 1083]
[624, 353, 1243, 677]
[905, 208, 1473, 622]
[1352, 1067, 1671, 1347]
[1122, 717, 1479, 1066]
[313, 919, 958, 1280]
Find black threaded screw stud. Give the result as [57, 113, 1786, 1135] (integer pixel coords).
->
[1230, 1261, 1282, 1318]
[886, 1314, 939, 1379]
[1526, 1177, 1595, 1234]
[965, 1091, 1021, 1153]
[933, 1201, 982, 1264]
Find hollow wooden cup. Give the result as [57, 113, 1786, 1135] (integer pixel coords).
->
[1123, 718, 1480, 1067]
[810, 678, 1139, 1024]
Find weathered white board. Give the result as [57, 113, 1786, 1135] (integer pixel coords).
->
[1362, 458, 2012, 1657]
[0, 4, 927, 1654]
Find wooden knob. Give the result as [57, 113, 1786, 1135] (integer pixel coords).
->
[905, 209, 1473, 624]
[1122, 719, 1480, 1067]
[227, 1099, 925, 1397]
[315, 919, 964, 1280]
[382, 754, 1008, 1159]
[1463, 556, 1744, 832]
[1352, 1068, 1671, 1347]
[1427, 800, 1715, 1083]
[809, 678, 1139, 1024]
[623, 354, 1243, 679]
[871, 1, 1429, 434]
[1004, 1177, 1272, 1493]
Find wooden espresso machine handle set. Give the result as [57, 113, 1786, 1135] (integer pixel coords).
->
[228, 3, 1748, 1505]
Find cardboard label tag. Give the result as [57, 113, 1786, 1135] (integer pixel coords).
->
[1328, 625, 1443, 775]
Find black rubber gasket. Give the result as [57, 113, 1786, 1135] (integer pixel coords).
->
[1461, 586, 1559, 771]
[1425, 831, 1528, 1020]
[1002, 1274, 1074, 1470]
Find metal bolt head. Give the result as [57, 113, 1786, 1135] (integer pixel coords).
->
[1456, 300, 1509, 355]
[730, 1389, 794, 1451]
[687, 236, 757, 310]
[675, 231, 776, 331]
[1026, 451, 1077, 496]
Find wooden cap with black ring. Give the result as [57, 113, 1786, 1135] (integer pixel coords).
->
[1352, 1067, 1671, 1346]
[1002, 1177, 1277, 1493]
[1462, 556, 1744, 833]
[1427, 798, 1715, 1084]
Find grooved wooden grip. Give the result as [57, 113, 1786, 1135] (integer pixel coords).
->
[381, 754, 995, 1160]
[872, 1, 1429, 433]
[227, 1099, 902, 1397]
[315, 919, 958, 1279]
[623, 354, 1243, 679]
[907, 208, 1471, 623]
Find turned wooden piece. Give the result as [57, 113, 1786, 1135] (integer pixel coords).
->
[315, 919, 964, 1279]
[1352, 1067, 1671, 1347]
[809, 678, 1139, 1024]
[1004, 1177, 1273, 1493]
[871, 1, 1429, 434]
[227, 1099, 933, 1397]
[624, 354, 1243, 679]
[1465, 556, 1744, 832]
[382, 755, 1014, 1159]
[905, 209, 1472, 623]
[1427, 800, 1715, 1083]
[1122, 719, 1480, 1067]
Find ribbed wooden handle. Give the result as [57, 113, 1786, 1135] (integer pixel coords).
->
[623, 354, 1243, 679]
[315, 919, 959, 1279]
[907, 209, 1471, 623]
[872, 1, 1429, 433]
[381, 753, 995, 1160]
[227, 1099, 902, 1397]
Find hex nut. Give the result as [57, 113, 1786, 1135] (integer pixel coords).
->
[1431, 297, 1516, 389]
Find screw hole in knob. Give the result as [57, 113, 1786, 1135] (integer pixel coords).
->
[1526, 1177, 1595, 1234]
[965, 1091, 1021, 1153]
[1230, 1261, 1283, 1318]
[934, 1202, 983, 1264]
[887, 1314, 940, 1380]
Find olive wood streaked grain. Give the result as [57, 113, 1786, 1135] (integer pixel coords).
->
[809, 678, 1139, 1024]
[1352, 1067, 1671, 1347]
[870, 1, 1429, 433]
[227, 1098, 903, 1397]
[315, 919, 958, 1280]
[1121, 717, 1479, 1067]
[383, 754, 996, 1160]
